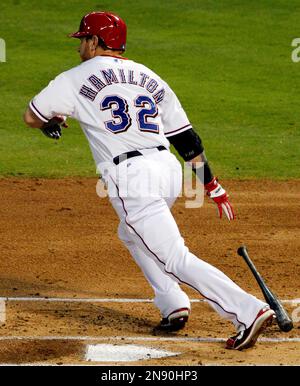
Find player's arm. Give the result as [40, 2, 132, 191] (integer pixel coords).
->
[160, 83, 234, 220]
[23, 106, 68, 140]
[24, 73, 73, 139]
[168, 128, 235, 221]
[23, 107, 44, 128]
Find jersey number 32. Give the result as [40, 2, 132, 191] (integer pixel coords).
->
[100, 95, 159, 134]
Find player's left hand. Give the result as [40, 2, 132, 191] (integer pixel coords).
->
[205, 177, 235, 221]
[40, 116, 68, 140]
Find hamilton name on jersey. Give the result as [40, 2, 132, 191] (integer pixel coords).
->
[79, 67, 166, 104]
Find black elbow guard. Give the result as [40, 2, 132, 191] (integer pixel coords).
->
[167, 128, 204, 161]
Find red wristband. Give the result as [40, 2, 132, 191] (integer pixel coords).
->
[204, 177, 218, 193]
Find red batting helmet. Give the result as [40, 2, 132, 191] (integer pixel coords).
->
[70, 11, 127, 51]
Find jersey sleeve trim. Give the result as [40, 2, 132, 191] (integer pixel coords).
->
[29, 101, 50, 123]
[164, 124, 192, 138]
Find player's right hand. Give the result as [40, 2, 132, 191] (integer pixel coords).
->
[205, 177, 235, 221]
[40, 116, 68, 140]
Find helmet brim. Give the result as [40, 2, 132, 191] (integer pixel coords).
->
[69, 31, 90, 38]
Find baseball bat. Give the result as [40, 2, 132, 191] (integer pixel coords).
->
[237, 245, 293, 332]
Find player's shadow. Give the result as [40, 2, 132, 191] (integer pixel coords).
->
[31, 303, 156, 335]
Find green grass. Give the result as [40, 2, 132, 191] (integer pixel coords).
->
[0, 0, 299, 178]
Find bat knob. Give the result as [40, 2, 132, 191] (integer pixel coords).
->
[279, 320, 294, 333]
[237, 245, 247, 256]
[274, 311, 294, 332]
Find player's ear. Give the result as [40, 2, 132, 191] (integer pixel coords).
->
[91, 35, 99, 51]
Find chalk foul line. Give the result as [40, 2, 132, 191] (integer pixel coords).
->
[0, 336, 299, 343]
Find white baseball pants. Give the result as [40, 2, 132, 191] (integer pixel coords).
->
[105, 148, 267, 331]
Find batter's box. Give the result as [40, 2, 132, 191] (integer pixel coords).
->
[0, 300, 210, 337]
[0, 299, 298, 341]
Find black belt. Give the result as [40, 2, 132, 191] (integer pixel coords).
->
[113, 146, 166, 165]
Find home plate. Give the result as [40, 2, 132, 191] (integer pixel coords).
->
[85, 344, 180, 362]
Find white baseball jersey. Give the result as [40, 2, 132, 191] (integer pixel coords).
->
[30, 55, 192, 168]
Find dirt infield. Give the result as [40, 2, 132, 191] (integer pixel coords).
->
[0, 178, 299, 365]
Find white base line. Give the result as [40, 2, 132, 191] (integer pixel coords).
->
[0, 336, 299, 343]
[0, 297, 156, 303]
[0, 297, 299, 304]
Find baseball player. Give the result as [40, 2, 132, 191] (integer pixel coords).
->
[24, 12, 275, 350]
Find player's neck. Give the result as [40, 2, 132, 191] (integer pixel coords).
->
[96, 47, 124, 59]
[101, 53, 124, 59]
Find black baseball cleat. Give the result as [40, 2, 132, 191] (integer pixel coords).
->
[226, 306, 275, 350]
[154, 308, 190, 332]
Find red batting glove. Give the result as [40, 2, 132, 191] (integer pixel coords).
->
[205, 177, 235, 221]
